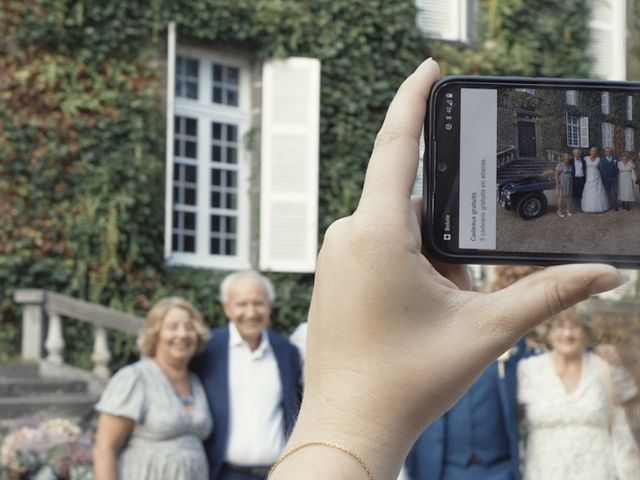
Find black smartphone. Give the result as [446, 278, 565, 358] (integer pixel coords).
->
[424, 75, 640, 267]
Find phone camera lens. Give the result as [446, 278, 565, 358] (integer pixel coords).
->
[437, 162, 447, 172]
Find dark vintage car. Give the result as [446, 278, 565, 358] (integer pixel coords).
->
[497, 174, 555, 220]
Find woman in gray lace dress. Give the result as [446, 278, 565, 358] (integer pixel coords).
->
[93, 297, 213, 480]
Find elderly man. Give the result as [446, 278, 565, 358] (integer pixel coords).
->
[192, 271, 302, 480]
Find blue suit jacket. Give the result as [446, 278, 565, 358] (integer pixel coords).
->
[191, 325, 302, 480]
[406, 339, 530, 480]
[599, 155, 619, 186]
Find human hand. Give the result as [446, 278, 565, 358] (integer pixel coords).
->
[273, 59, 623, 479]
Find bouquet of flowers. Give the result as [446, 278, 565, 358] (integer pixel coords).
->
[0, 418, 92, 480]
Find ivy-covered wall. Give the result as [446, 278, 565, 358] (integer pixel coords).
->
[0, 0, 595, 369]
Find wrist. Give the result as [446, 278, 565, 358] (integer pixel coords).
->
[282, 392, 411, 479]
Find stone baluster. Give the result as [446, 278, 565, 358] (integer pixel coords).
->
[91, 327, 112, 380]
[44, 312, 65, 365]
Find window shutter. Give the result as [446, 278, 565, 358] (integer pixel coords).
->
[164, 21, 177, 260]
[580, 116, 589, 148]
[259, 58, 320, 272]
[589, 0, 626, 80]
[415, 0, 467, 42]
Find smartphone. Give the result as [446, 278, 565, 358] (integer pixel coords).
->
[424, 75, 640, 266]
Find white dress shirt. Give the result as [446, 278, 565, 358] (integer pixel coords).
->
[225, 322, 285, 465]
[575, 158, 585, 177]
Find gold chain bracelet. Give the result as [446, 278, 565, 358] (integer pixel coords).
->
[268, 441, 374, 479]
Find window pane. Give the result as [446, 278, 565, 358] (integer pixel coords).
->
[213, 64, 222, 82]
[185, 188, 196, 205]
[185, 141, 197, 158]
[226, 147, 237, 164]
[210, 237, 220, 254]
[227, 171, 237, 187]
[211, 168, 221, 186]
[186, 58, 198, 76]
[227, 67, 239, 86]
[211, 215, 220, 233]
[213, 87, 222, 103]
[227, 125, 237, 142]
[226, 216, 236, 233]
[226, 239, 236, 255]
[173, 165, 181, 181]
[212, 123, 222, 140]
[172, 211, 179, 228]
[186, 82, 198, 99]
[172, 234, 179, 251]
[173, 186, 180, 203]
[184, 212, 196, 230]
[185, 165, 197, 183]
[211, 191, 221, 208]
[183, 235, 195, 252]
[227, 193, 237, 209]
[227, 89, 238, 106]
[212, 145, 221, 162]
[186, 118, 197, 135]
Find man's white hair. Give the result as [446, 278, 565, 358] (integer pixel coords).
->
[219, 270, 276, 304]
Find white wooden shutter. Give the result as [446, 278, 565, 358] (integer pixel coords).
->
[259, 58, 320, 272]
[415, 0, 468, 42]
[580, 116, 590, 148]
[164, 21, 176, 259]
[588, 0, 626, 80]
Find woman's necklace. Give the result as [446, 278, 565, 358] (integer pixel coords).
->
[177, 393, 195, 406]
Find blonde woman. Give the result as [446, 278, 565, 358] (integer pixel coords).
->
[93, 297, 212, 480]
[518, 308, 640, 480]
[555, 152, 574, 217]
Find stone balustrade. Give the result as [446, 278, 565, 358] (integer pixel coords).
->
[13, 289, 144, 380]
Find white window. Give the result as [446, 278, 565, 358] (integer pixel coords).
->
[601, 92, 610, 114]
[165, 43, 252, 270]
[567, 115, 580, 147]
[626, 127, 635, 151]
[601, 122, 614, 148]
[415, 0, 468, 42]
[164, 24, 320, 273]
[628, 95, 633, 120]
[567, 114, 589, 148]
[566, 90, 578, 106]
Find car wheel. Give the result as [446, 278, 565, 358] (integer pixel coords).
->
[517, 193, 547, 220]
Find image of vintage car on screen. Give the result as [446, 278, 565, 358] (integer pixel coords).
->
[495, 87, 640, 221]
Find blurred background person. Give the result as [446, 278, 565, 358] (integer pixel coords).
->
[618, 152, 636, 211]
[556, 151, 574, 217]
[518, 306, 640, 480]
[405, 266, 542, 480]
[191, 271, 302, 480]
[93, 297, 212, 480]
[601, 147, 620, 211]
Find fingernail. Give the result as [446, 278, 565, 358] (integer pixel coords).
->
[588, 269, 627, 296]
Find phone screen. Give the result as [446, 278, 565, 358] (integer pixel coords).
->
[426, 77, 640, 265]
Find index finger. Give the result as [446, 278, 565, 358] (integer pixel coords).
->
[359, 59, 440, 210]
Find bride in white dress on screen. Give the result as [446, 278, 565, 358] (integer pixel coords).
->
[581, 147, 608, 213]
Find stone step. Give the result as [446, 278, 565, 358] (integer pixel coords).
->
[0, 393, 98, 419]
[0, 378, 88, 398]
[0, 362, 40, 379]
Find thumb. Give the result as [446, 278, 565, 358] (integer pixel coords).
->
[487, 264, 624, 340]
